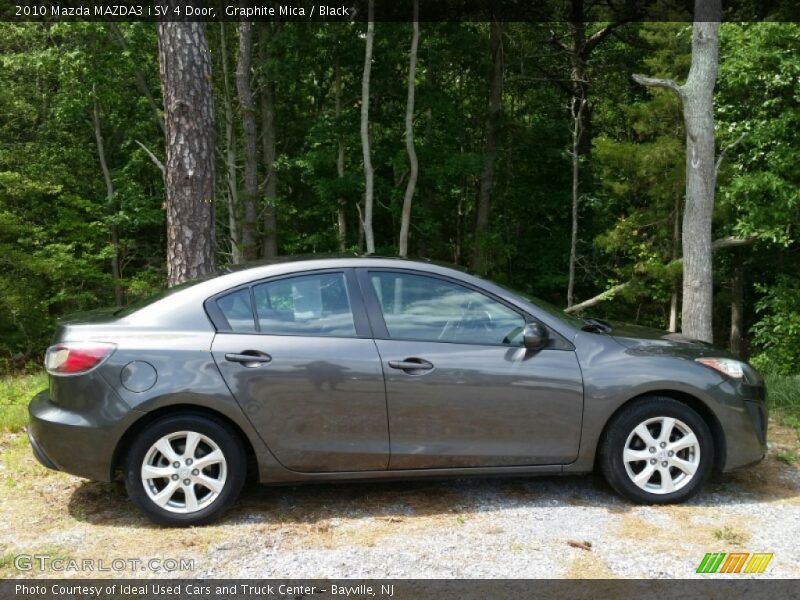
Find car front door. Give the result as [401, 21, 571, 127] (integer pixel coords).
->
[210, 269, 389, 472]
[360, 269, 583, 469]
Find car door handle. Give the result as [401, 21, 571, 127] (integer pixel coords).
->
[388, 358, 434, 372]
[225, 351, 272, 367]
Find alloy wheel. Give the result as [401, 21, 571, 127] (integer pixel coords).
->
[141, 430, 227, 514]
[622, 416, 701, 495]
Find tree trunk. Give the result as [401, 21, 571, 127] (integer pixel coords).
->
[668, 192, 681, 332]
[236, 21, 259, 262]
[360, 0, 376, 255]
[680, 17, 719, 343]
[219, 22, 242, 264]
[562, 0, 633, 156]
[421, 63, 436, 259]
[157, 17, 216, 287]
[356, 198, 365, 251]
[558, 4, 631, 302]
[398, 0, 420, 258]
[334, 53, 347, 252]
[633, 0, 720, 342]
[259, 23, 278, 259]
[730, 265, 744, 358]
[567, 14, 591, 156]
[566, 98, 586, 307]
[471, 19, 504, 273]
[92, 101, 124, 306]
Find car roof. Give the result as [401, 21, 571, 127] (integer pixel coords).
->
[220, 254, 466, 274]
[119, 255, 581, 339]
[204, 256, 472, 295]
[121, 257, 471, 327]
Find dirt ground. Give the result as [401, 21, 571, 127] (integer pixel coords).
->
[1, 421, 798, 579]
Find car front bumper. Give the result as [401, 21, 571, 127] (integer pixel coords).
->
[713, 379, 768, 472]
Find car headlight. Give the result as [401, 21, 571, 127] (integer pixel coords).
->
[695, 357, 746, 380]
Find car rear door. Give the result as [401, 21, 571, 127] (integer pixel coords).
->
[209, 269, 389, 472]
[359, 268, 583, 469]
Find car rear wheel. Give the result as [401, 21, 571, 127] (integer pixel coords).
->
[124, 414, 246, 526]
[599, 396, 713, 504]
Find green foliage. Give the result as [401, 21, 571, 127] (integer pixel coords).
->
[764, 373, 800, 436]
[0, 370, 47, 432]
[717, 23, 800, 246]
[0, 20, 798, 370]
[584, 24, 687, 327]
[0, 23, 164, 360]
[750, 279, 800, 376]
[714, 24, 800, 358]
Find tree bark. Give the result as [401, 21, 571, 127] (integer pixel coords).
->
[92, 101, 124, 306]
[236, 20, 259, 262]
[360, 0, 376, 255]
[730, 265, 744, 358]
[157, 16, 216, 287]
[566, 98, 586, 307]
[633, 0, 721, 342]
[566, 11, 591, 156]
[398, 0, 420, 258]
[334, 52, 347, 252]
[356, 199, 365, 252]
[668, 192, 681, 332]
[219, 22, 242, 264]
[564, 17, 587, 309]
[680, 17, 720, 343]
[259, 23, 278, 259]
[471, 19, 504, 273]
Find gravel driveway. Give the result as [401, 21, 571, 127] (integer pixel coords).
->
[1, 422, 798, 579]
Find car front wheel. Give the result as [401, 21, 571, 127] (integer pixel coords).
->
[600, 396, 714, 504]
[124, 414, 246, 526]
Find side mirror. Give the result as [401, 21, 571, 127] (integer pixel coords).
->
[523, 322, 548, 350]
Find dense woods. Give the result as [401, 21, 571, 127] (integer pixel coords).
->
[1, 16, 799, 377]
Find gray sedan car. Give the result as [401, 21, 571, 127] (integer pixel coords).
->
[28, 257, 767, 525]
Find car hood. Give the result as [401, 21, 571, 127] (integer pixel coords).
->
[606, 321, 731, 359]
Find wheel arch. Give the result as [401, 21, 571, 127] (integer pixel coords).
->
[596, 389, 727, 472]
[110, 404, 259, 481]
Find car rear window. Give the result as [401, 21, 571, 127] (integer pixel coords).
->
[216, 289, 256, 332]
[252, 272, 356, 337]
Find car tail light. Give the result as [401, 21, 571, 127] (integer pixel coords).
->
[44, 342, 116, 375]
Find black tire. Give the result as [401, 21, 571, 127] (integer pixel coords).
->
[124, 414, 246, 526]
[599, 396, 714, 504]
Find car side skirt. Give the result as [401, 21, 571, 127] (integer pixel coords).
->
[255, 463, 568, 485]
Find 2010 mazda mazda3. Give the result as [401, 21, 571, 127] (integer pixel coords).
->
[28, 257, 767, 525]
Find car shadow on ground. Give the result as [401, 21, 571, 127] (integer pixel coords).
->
[66, 453, 800, 528]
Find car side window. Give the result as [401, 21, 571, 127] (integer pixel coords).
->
[252, 272, 357, 337]
[369, 271, 526, 346]
[216, 288, 256, 332]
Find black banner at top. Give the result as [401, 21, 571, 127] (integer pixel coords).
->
[2, 0, 800, 23]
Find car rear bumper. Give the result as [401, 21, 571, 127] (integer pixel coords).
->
[28, 389, 140, 481]
[27, 424, 58, 471]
